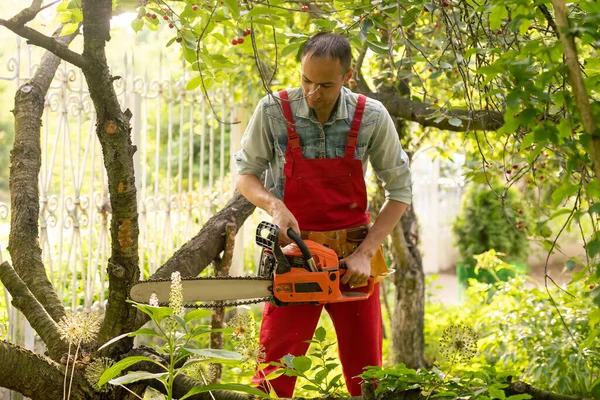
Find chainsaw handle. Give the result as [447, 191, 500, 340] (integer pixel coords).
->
[286, 229, 311, 261]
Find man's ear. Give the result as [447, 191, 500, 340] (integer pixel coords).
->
[343, 68, 354, 85]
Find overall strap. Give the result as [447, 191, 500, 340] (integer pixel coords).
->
[278, 90, 303, 159]
[345, 94, 367, 159]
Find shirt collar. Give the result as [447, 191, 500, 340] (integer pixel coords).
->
[295, 87, 349, 122]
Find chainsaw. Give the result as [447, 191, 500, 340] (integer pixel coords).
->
[129, 221, 375, 308]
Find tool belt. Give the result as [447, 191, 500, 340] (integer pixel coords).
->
[300, 225, 389, 284]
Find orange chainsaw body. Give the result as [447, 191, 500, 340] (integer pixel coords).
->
[270, 240, 374, 305]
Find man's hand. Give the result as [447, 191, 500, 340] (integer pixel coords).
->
[270, 201, 300, 243]
[340, 250, 371, 287]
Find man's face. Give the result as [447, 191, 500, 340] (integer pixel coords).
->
[300, 54, 353, 114]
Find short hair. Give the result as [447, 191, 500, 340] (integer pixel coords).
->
[301, 32, 352, 73]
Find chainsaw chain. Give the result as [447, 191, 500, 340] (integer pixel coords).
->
[130, 275, 275, 309]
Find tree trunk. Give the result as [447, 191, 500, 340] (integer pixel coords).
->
[77, 0, 140, 356]
[389, 205, 425, 368]
[7, 28, 78, 326]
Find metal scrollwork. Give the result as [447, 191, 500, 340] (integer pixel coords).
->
[0, 203, 8, 220]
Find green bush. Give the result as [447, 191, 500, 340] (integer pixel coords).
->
[452, 182, 530, 285]
[424, 259, 600, 397]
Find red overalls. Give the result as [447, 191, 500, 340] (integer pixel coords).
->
[251, 90, 383, 397]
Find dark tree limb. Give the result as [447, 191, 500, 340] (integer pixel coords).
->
[550, 0, 600, 181]
[7, 25, 78, 325]
[76, 0, 141, 355]
[0, 261, 68, 360]
[389, 204, 425, 369]
[0, 21, 85, 69]
[370, 92, 505, 132]
[508, 381, 582, 400]
[0, 341, 92, 400]
[150, 192, 255, 280]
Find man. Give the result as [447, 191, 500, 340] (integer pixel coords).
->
[234, 32, 412, 397]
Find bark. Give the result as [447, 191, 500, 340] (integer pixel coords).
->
[7, 27, 78, 324]
[389, 205, 425, 369]
[0, 261, 67, 359]
[0, 341, 92, 400]
[550, 0, 600, 181]
[77, 0, 140, 355]
[370, 91, 505, 132]
[210, 222, 237, 382]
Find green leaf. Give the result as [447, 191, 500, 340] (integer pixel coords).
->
[432, 392, 458, 398]
[181, 383, 271, 399]
[313, 19, 338, 30]
[489, 385, 507, 399]
[551, 183, 578, 207]
[97, 332, 133, 351]
[184, 308, 212, 323]
[134, 304, 173, 324]
[60, 22, 80, 36]
[184, 348, 243, 363]
[98, 356, 164, 386]
[264, 368, 285, 381]
[591, 378, 600, 400]
[589, 309, 600, 327]
[366, 40, 389, 55]
[56, 11, 73, 23]
[109, 371, 167, 386]
[282, 42, 302, 58]
[292, 356, 312, 373]
[131, 18, 144, 33]
[589, 203, 600, 215]
[302, 384, 320, 391]
[131, 328, 163, 340]
[448, 118, 463, 127]
[506, 395, 532, 400]
[186, 76, 202, 91]
[223, 0, 240, 19]
[314, 326, 326, 341]
[587, 238, 600, 258]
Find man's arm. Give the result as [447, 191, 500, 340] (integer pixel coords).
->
[339, 199, 408, 286]
[236, 173, 300, 241]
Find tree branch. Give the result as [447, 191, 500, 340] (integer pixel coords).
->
[550, 0, 600, 181]
[0, 261, 68, 360]
[9, 0, 61, 26]
[79, 0, 140, 355]
[353, 42, 374, 95]
[0, 341, 91, 400]
[370, 91, 505, 132]
[0, 22, 85, 69]
[7, 25, 78, 326]
[150, 192, 255, 281]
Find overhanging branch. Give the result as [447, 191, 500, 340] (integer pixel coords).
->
[371, 92, 505, 132]
[0, 21, 85, 69]
[0, 261, 68, 360]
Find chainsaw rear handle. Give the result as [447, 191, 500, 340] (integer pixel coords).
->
[286, 228, 318, 272]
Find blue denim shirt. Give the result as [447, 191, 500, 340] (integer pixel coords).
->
[234, 87, 412, 204]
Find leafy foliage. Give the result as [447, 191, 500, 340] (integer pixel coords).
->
[264, 326, 347, 397]
[97, 300, 267, 399]
[425, 258, 599, 397]
[452, 182, 530, 267]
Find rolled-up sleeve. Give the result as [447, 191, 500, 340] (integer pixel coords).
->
[234, 98, 274, 178]
[368, 105, 412, 204]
